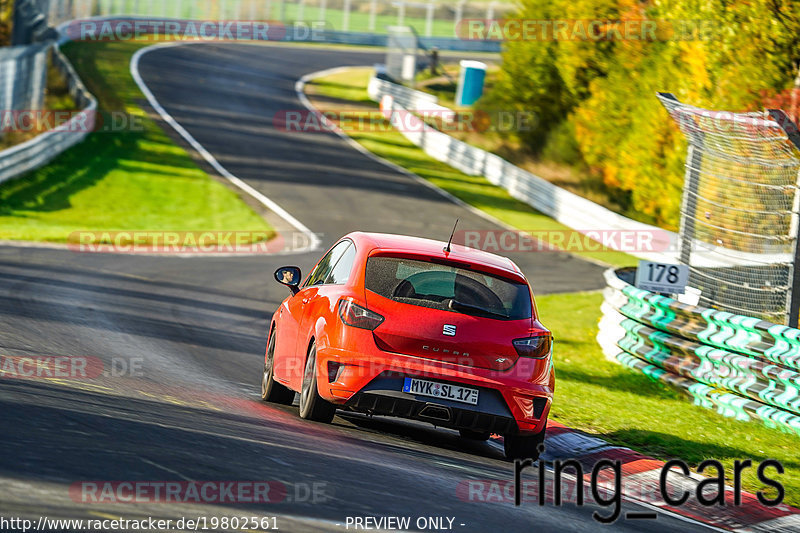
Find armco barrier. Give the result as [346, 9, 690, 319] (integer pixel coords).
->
[0, 43, 96, 184]
[598, 267, 800, 435]
[367, 75, 680, 261]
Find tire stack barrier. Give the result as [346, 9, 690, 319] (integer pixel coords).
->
[598, 267, 800, 435]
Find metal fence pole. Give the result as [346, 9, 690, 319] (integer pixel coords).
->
[368, 0, 377, 32]
[658, 92, 703, 267]
[454, 0, 464, 32]
[342, 0, 351, 31]
[396, 1, 404, 26]
[424, 2, 433, 37]
[30, 46, 47, 110]
[769, 109, 800, 326]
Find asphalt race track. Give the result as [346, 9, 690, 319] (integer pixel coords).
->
[0, 43, 709, 532]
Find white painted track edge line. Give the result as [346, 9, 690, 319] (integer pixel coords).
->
[130, 41, 320, 254]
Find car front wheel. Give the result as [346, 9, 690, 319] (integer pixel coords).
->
[261, 328, 295, 405]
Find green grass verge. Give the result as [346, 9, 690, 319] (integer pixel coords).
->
[0, 41, 273, 244]
[305, 68, 636, 268]
[540, 291, 798, 506]
[308, 67, 798, 506]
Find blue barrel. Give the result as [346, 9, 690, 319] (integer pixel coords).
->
[455, 60, 487, 106]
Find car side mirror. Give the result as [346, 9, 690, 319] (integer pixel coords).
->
[274, 266, 302, 294]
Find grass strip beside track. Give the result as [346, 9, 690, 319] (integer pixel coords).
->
[304, 68, 637, 268]
[0, 41, 273, 244]
[306, 68, 799, 507]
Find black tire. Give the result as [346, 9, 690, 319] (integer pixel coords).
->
[261, 328, 295, 405]
[504, 427, 546, 461]
[298, 342, 336, 423]
[459, 429, 491, 441]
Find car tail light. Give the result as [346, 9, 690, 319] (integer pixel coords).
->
[338, 298, 384, 330]
[513, 334, 552, 359]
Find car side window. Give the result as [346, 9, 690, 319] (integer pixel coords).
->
[305, 240, 352, 287]
[326, 242, 356, 285]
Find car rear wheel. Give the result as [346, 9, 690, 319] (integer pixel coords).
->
[299, 342, 336, 423]
[459, 429, 491, 441]
[504, 426, 546, 461]
[261, 328, 295, 405]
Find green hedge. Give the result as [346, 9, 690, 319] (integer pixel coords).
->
[485, 0, 800, 230]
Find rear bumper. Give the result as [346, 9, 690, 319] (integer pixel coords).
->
[317, 344, 552, 435]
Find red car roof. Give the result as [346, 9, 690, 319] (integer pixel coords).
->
[347, 232, 525, 282]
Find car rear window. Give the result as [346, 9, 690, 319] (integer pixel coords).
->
[365, 256, 532, 320]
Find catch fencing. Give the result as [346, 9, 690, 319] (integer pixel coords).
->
[0, 43, 48, 117]
[658, 93, 800, 326]
[598, 267, 800, 435]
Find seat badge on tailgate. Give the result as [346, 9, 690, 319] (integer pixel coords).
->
[442, 324, 456, 336]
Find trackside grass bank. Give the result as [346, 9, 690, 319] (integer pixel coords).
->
[303, 68, 636, 268]
[306, 69, 799, 507]
[0, 41, 273, 244]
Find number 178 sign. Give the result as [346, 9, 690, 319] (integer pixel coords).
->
[634, 260, 690, 294]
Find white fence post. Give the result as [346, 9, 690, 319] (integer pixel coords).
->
[454, 0, 464, 30]
[425, 2, 434, 36]
[342, 0, 351, 31]
[368, 0, 377, 31]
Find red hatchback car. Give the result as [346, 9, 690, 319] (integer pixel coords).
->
[260, 232, 554, 459]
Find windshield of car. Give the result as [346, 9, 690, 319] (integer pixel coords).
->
[365, 256, 531, 320]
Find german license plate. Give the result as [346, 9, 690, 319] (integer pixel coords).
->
[403, 378, 479, 405]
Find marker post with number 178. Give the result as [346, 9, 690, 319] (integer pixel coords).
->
[634, 260, 690, 295]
